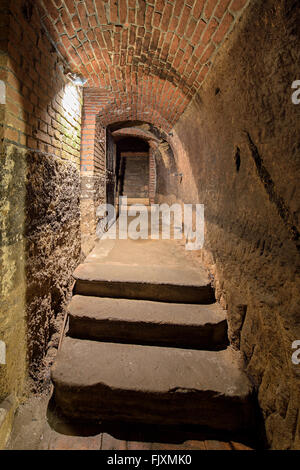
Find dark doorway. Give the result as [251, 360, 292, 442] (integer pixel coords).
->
[116, 137, 150, 202]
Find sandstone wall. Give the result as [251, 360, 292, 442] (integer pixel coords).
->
[170, 0, 300, 449]
[0, 0, 82, 440]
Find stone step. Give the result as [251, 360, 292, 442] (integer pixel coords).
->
[68, 295, 228, 350]
[51, 338, 255, 432]
[73, 263, 215, 304]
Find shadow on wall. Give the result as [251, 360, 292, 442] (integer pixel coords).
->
[0, 0, 82, 419]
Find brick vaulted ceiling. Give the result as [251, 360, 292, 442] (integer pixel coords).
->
[38, 0, 249, 130]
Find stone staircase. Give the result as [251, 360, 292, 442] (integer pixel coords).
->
[51, 261, 256, 435]
[121, 156, 149, 199]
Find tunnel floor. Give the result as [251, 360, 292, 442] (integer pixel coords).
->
[7, 215, 257, 450]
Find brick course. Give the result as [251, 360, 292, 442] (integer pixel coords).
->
[2, 0, 82, 164]
[38, 0, 250, 131]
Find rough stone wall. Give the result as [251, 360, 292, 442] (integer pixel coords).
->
[0, 0, 82, 429]
[170, 0, 300, 449]
[0, 0, 26, 407]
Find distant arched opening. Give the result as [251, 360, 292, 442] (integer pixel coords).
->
[115, 137, 150, 204]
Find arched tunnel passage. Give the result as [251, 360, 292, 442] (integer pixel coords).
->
[115, 137, 150, 201]
[80, 119, 182, 252]
[1, 0, 299, 452]
[109, 122, 181, 206]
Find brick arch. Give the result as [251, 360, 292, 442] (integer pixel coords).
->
[82, 79, 187, 133]
[111, 127, 160, 144]
[38, 0, 250, 128]
[111, 126, 161, 204]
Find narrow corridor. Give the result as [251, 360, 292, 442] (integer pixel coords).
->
[1, 0, 299, 452]
[53, 218, 255, 430]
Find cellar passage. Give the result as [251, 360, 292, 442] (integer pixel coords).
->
[1, 0, 299, 451]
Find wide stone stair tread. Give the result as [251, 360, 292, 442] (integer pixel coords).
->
[52, 339, 254, 430]
[68, 295, 228, 350]
[51, 338, 255, 432]
[73, 263, 215, 304]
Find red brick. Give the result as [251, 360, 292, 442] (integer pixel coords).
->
[68, 51, 81, 68]
[137, 0, 146, 26]
[72, 15, 81, 30]
[174, 0, 184, 17]
[204, 0, 218, 19]
[84, 42, 96, 61]
[110, 0, 118, 23]
[150, 29, 160, 51]
[19, 132, 27, 146]
[129, 25, 136, 45]
[177, 5, 191, 36]
[191, 18, 206, 44]
[155, 0, 164, 13]
[27, 136, 38, 149]
[153, 11, 161, 28]
[64, 0, 76, 15]
[77, 30, 85, 42]
[169, 35, 180, 56]
[230, 0, 249, 12]
[5, 126, 19, 143]
[195, 44, 205, 59]
[89, 15, 98, 28]
[145, 5, 154, 30]
[186, 17, 197, 38]
[7, 86, 23, 107]
[30, 0, 240, 139]
[45, 0, 60, 22]
[213, 11, 234, 43]
[179, 37, 188, 51]
[128, 8, 136, 24]
[192, 0, 205, 19]
[137, 27, 145, 37]
[119, 0, 127, 24]
[200, 43, 216, 63]
[55, 19, 65, 35]
[186, 0, 196, 6]
[215, 0, 231, 19]
[197, 64, 210, 83]
[161, 3, 173, 32]
[103, 30, 113, 51]
[61, 35, 72, 51]
[94, 0, 107, 23]
[77, 3, 89, 29]
[85, 0, 96, 15]
[102, 49, 111, 65]
[173, 49, 184, 68]
[169, 15, 178, 32]
[202, 18, 219, 44]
